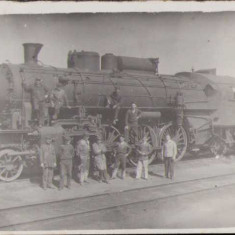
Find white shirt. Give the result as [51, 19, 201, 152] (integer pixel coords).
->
[162, 139, 177, 159]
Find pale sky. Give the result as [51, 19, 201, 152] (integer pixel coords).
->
[1, 12, 235, 77]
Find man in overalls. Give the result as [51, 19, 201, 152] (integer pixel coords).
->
[40, 136, 57, 190]
[76, 132, 91, 185]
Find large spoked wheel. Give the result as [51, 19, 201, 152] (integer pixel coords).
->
[128, 125, 157, 166]
[160, 123, 188, 161]
[0, 148, 24, 182]
[100, 125, 121, 151]
[99, 125, 121, 169]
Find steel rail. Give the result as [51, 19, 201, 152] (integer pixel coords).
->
[1, 172, 235, 230]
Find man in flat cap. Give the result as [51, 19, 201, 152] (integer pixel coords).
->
[76, 132, 91, 185]
[162, 134, 177, 180]
[106, 86, 122, 125]
[40, 136, 57, 190]
[111, 135, 132, 180]
[22, 77, 49, 127]
[136, 135, 152, 180]
[49, 82, 70, 123]
[58, 135, 74, 190]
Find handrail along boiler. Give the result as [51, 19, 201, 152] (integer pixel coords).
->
[0, 43, 233, 181]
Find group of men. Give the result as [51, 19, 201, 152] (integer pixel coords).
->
[40, 131, 177, 190]
[40, 133, 110, 190]
[22, 77, 69, 127]
[24, 77, 177, 190]
[22, 76, 138, 129]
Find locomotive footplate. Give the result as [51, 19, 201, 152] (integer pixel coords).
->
[5, 150, 36, 157]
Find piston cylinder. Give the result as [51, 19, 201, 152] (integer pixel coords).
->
[140, 111, 161, 119]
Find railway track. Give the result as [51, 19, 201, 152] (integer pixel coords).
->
[1, 172, 235, 231]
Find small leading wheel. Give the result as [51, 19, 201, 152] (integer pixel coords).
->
[160, 123, 188, 161]
[128, 125, 157, 166]
[0, 149, 24, 182]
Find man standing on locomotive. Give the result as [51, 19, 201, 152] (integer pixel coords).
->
[40, 136, 57, 190]
[106, 86, 122, 125]
[136, 135, 152, 180]
[49, 81, 70, 123]
[111, 135, 132, 180]
[125, 103, 142, 142]
[162, 134, 177, 180]
[58, 135, 74, 190]
[76, 132, 91, 185]
[22, 77, 49, 127]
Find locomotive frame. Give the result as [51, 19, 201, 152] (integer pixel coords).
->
[0, 43, 234, 182]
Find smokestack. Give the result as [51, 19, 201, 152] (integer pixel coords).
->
[23, 43, 43, 64]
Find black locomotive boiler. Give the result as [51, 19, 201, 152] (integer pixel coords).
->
[0, 43, 233, 182]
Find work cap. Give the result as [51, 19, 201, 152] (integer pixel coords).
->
[63, 135, 71, 142]
[96, 135, 103, 140]
[82, 131, 89, 138]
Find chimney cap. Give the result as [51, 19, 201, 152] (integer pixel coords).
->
[23, 43, 43, 64]
[23, 43, 43, 46]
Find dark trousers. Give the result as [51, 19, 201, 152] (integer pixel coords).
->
[42, 167, 54, 188]
[164, 157, 174, 179]
[99, 170, 109, 182]
[32, 102, 45, 126]
[112, 156, 127, 178]
[79, 157, 90, 183]
[48, 107, 60, 126]
[113, 105, 120, 120]
[125, 124, 139, 142]
[60, 160, 72, 188]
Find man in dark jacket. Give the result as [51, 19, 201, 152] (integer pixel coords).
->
[111, 135, 132, 179]
[40, 136, 57, 190]
[59, 135, 74, 190]
[125, 103, 142, 143]
[106, 86, 122, 125]
[49, 82, 70, 122]
[22, 77, 49, 126]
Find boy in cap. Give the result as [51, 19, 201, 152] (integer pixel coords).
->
[40, 136, 57, 190]
[58, 135, 74, 190]
[76, 132, 91, 185]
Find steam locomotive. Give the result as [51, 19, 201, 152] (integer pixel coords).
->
[0, 42, 234, 182]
